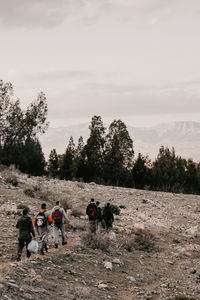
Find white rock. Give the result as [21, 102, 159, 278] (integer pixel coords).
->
[104, 261, 112, 271]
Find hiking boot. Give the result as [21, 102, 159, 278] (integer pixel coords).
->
[55, 244, 58, 248]
[62, 241, 67, 246]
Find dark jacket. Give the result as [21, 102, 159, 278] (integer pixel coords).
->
[86, 203, 98, 221]
[103, 206, 114, 223]
[97, 206, 102, 221]
[16, 215, 35, 239]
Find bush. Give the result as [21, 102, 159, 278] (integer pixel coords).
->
[1, 170, 18, 186]
[17, 204, 29, 210]
[117, 236, 135, 252]
[134, 229, 155, 252]
[60, 198, 72, 211]
[24, 188, 35, 198]
[81, 232, 110, 251]
[71, 208, 85, 218]
[110, 205, 120, 215]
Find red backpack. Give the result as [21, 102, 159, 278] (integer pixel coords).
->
[53, 209, 63, 225]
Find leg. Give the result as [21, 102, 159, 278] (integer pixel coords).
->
[17, 238, 24, 260]
[25, 237, 32, 258]
[60, 223, 67, 245]
[89, 221, 97, 234]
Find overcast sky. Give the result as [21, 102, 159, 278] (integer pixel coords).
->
[1, 0, 200, 128]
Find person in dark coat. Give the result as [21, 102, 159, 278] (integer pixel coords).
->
[86, 198, 98, 233]
[103, 203, 114, 231]
[16, 207, 35, 261]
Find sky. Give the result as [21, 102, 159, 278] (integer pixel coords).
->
[0, 0, 200, 128]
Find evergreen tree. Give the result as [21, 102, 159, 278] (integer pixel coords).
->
[20, 138, 45, 176]
[132, 153, 151, 189]
[80, 116, 106, 183]
[60, 136, 75, 180]
[47, 149, 59, 178]
[106, 119, 134, 169]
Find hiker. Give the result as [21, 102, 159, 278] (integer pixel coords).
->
[102, 203, 114, 231]
[16, 207, 35, 261]
[34, 203, 53, 255]
[86, 198, 98, 233]
[51, 201, 70, 248]
[96, 201, 102, 232]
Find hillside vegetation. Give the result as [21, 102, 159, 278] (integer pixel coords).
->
[0, 167, 200, 299]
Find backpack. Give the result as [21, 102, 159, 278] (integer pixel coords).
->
[53, 209, 63, 225]
[36, 211, 47, 228]
[89, 207, 97, 219]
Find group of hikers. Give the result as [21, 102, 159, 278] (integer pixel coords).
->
[16, 198, 114, 261]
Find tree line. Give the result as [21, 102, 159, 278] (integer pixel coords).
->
[1, 80, 200, 195]
[47, 116, 200, 195]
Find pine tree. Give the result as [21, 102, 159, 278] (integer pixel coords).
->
[60, 136, 75, 180]
[47, 149, 59, 178]
[81, 116, 106, 183]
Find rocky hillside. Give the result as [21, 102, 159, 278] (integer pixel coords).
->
[0, 167, 200, 299]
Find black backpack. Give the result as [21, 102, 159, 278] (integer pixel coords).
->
[36, 211, 47, 228]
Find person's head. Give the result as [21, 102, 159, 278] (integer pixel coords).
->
[91, 198, 94, 203]
[96, 201, 100, 206]
[56, 201, 60, 206]
[23, 207, 29, 215]
[106, 202, 110, 207]
[41, 203, 46, 210]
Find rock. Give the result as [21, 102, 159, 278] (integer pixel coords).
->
[104, 261, 112, 271]
[98, 283, 108, 289]
[134, 223, 145, 230]
[127, 276, 136, 282]
[112, 258, 122, 266]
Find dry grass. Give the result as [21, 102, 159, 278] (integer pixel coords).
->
[134, 228, 155, 252]
[24, 188, 35, 198]
[81, 232, 110, 251]
[1, 168, 18, 186]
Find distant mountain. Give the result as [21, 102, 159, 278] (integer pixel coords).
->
[39, 121, 200, 162]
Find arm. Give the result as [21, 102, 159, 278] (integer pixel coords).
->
[30, 218, 35, 237]
[61, 208, 70, 222]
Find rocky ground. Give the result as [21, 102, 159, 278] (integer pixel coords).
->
[0, 167, 200, 299]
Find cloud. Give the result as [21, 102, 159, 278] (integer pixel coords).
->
[0, 0, 71, 28]
[0, 0, 193, 28]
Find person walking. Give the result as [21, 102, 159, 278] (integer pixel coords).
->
[102, 203, 114, 231]
[96, 201, 102, 233]
[51, 201, 70, 248]
[86, 198, 98, 233]
[34, 203, 53, 255]
[16, 207, 35, 261]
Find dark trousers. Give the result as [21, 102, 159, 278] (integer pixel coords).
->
[18, 237, 32, 258]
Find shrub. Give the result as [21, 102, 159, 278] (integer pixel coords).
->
[110, 205, 120, 215]
[60, 198, 72, 211]
[134, 229, 155, 252]
[36, 189, 54, 202]
[1, 170, 18, 186]
[71, 208, 85, 218]
[17, 204, 29, 210]
[117, 236, 135, 252]
[24, 188, 35, 198]
[81, 232, 110, 251]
